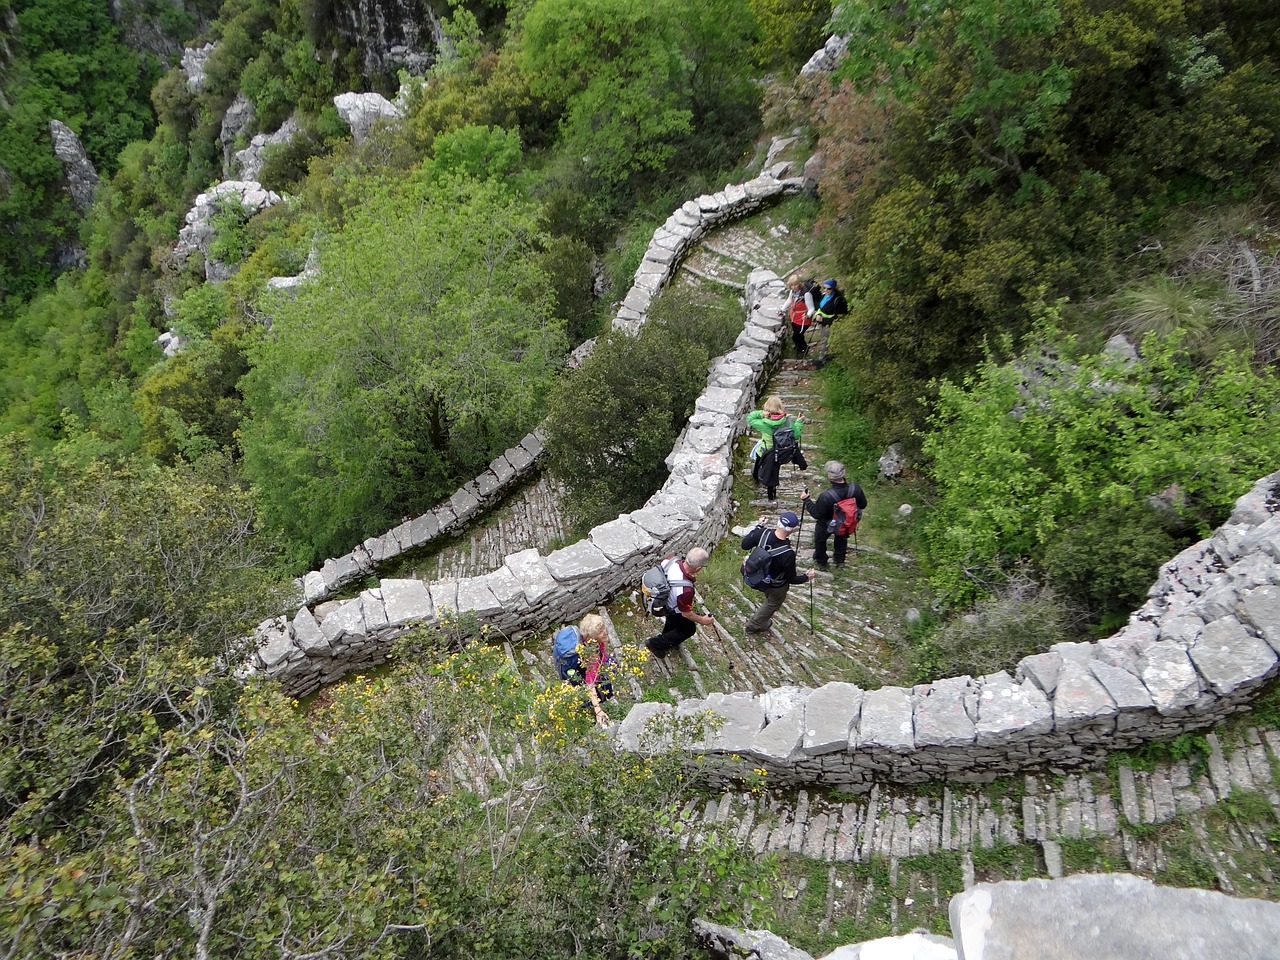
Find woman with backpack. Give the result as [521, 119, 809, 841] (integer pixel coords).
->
[784, 275, 817, 355]
[747, 395, 807, 501]
[551, 613, 613, 727]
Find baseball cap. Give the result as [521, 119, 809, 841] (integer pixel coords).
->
[825, 460, 846, 482]
[779, 511, 800, 529]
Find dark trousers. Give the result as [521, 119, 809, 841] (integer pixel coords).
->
[812, 527, 849, 566]
[647, 613, 696, 654]
[745, 584, 790, 632]
[791, 322, 809, 353]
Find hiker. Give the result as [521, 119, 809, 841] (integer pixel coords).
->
[813, 279, 848, 325]
[747, 395, 808, 501]
[552, 613, 613, 727]
[740, 512, 816, 634]
[784, 275, 817, 355]
[811, 279, 849, 363]
[802, 459, 868, 569]
[644, 548, 714, 659]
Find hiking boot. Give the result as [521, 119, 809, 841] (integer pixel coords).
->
[645, 639, 669, 659]
[745, 625, 770, 635]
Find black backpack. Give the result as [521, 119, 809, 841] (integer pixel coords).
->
[640, 557, 690, 616]
[742, 538, 790, 590]
[771, 420, 798, 466]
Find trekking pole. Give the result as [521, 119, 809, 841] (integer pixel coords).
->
[799, 494, 814, 633]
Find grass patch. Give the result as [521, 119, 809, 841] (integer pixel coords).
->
[1059, 837, 1127, 873]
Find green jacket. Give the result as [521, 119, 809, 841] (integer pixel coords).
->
[746, 410, 803, 450]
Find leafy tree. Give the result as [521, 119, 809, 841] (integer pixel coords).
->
[0, 437, 287, 839]
[520, 0, 760, 193]
[240, 173, 566, 567]
[1, 633, 774, 957]
[921, 326, 1280, 611]
[544, 287, 741, 530]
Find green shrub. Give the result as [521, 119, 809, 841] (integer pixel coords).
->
[1041, 500, 1180, 623]
[911, 578, 1071, 681]
[544, 313, 712, 532]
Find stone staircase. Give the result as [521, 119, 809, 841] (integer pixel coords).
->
[422, 201, 1280, 925]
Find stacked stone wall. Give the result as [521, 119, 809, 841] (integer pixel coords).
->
[249, 265, 796, 696]
[616, 473, 1280, 790]
[292, 170, 806, 605]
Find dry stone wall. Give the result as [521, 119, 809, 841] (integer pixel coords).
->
[293, 167, 807, 605]
[616, 473, 1280, 789]
[249, 268, 796, 696]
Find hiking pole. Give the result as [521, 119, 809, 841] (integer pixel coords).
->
[799, 494, 814, 634]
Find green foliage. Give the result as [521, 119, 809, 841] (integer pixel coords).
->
[748, 0, 829, 69]
[426, 123, 523, 182]
[910, 578, 1070, 680]
[240, 174, 566, 567]
[922, 325, 1280, 611]
[0, 0, 160, 302]
[538, 234, 599, 345]
[543, 328, 702, 532]
[134, 320, 253, 461]
[819, 0, 1280, 437]
[520, 0, 760, 196]
[815, 364, 879, 479]
[0, 435, 287, 846]
[1, 613, 773, 955]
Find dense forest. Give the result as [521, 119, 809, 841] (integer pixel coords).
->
[3, 0, 1280, 953]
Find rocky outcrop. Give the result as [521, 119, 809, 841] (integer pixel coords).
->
[220, 94, 256, 175]
[233, 115, 300, 181]
[801, 34, 850, 76]
[614, 471, 1280, 789]
[171, 180, 283, 282]
[334, 92, 400, 144]
[330, 0, 436, 76]
[48, 120, 98, 212]
[181, 43, 215, 93]
[108, 0, 208, 61]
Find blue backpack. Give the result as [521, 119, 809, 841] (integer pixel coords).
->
[552, 625, 613, 699]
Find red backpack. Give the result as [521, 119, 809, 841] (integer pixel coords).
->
[789, 295, 811, 328]
[829, 497, 859, 536]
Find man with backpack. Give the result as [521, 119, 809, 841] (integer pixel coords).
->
[643, 547, 714, 659]
[802, 460, 868, 569]
[740, 512, 816, 635]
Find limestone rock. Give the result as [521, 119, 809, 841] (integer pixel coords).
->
[694, 919, 814, 960]
[804, 681, 864, 755]
[879, 443, 909, 479]
[1140, 643, 1202, 714]
[219, 94, 256, 172]
[181, 43, 215, 92]
[1187, 617, 1277, 695]
[913, 677, 976, 748]
[334, 91, 400, 144]
[48, 120, 98, 212]
[234, 114, 300, 181]
[950, 873, 1280, 960]
[974, 672, 1053, 745]
[801, 34, 850, 76]
[171, 180, 283, 281]
[857, 686, 915, 754]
